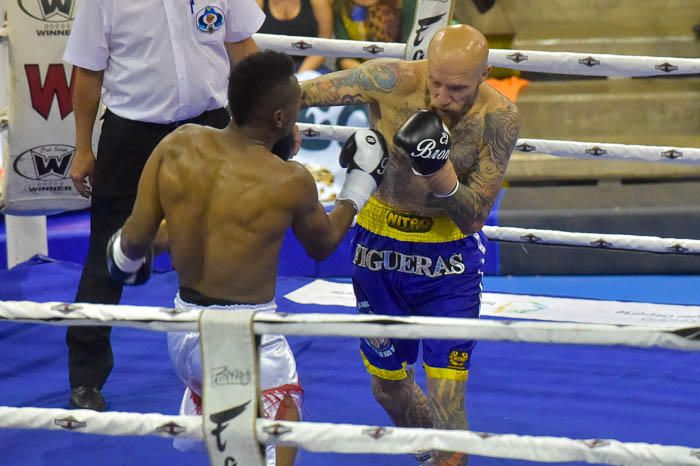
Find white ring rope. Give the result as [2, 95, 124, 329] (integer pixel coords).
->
[481, 226, 700, 255]
[2, 301, 700, 350]
[512, 138, 700, 165]
[1, 407, 698, 466]
[254, 33, 700, 77]
[297, 123, 700, 166]
[0, 406, 202, 439]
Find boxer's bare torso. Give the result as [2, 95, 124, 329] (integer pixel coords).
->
[302, 59, 519, 220]
[138, 125, 322, 303]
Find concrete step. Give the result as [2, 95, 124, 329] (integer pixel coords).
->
[500, 0, 700, 39]
[496, 181, 700, 274]
[512, 36, 700, 59]
[516, 78, 700, 144]
[507, 77, 700, 182]
[456, 0, 700, 57]
[505, 153, 700, 184]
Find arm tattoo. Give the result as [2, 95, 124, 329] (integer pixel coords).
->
[300, 61, 402, 108]
[440, 106, 521, 232]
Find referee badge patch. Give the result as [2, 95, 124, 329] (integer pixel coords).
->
[196, 6, 225, 33]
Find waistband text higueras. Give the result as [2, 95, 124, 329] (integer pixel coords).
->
[353, 244, 465, 277]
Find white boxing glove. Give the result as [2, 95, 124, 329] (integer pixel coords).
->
[337, 129, 389, 212]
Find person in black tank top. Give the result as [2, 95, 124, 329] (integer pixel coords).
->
[258, 0, 333, 73]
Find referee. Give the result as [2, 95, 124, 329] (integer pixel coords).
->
[63, 0, 265, 411]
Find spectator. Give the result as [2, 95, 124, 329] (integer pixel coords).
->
[257, 0, 334, 73]
[333, 0, 415, 69]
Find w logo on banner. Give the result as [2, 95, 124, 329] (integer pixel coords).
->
[19, 0, 75, 22]
[13, 145, 75, 181]
[24, 64, 75, 120]
[33, 149, 73, 178]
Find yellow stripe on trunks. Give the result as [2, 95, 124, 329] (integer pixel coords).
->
[357, 196, 466, 243]
[361, 351, 408, 380]
[424, 363, 469, 382]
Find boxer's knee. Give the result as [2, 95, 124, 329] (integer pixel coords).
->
[274, 392, 300, 421]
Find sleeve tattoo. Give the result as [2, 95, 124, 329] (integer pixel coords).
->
[441, 106, 521, 232]
[300, 61, 402, 107]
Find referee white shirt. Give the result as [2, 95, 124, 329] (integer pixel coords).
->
[63, 0, 265, 124]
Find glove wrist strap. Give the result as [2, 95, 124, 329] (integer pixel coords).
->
[426, 160, 459, 198]
[337, 169, 377, 213]
[112, 233, 146, 273]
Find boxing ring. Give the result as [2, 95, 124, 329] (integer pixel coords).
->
[2, 7, 700, 466]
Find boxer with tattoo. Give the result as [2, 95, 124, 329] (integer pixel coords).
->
[300, 25, 521, 466]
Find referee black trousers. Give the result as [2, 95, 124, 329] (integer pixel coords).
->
[68, 107, 230, 388]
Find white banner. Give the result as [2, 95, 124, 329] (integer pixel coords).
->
[283, 279, 700, 328]
[403, 0, 454, 60]
[1, 9, 9, 209]
[200, 310, 264, 466]
[4, 0, 89, 215]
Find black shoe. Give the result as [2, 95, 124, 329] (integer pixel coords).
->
[69, 386, 106, 411]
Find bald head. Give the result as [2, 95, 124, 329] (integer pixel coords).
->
[428, 25, 489, 74]
[425, 25, 491, 118]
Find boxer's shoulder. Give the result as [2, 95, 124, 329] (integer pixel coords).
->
[361, 59, 420, 96]
[156, 125, 222, 169]
[480, 82, 518, 114]
[159, 123, 214, 152]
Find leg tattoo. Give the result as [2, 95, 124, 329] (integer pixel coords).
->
[371, 369, 432, 428]
[427, 376, 469, 466]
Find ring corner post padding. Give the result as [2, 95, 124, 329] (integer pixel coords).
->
[5, 0, 89, 215]
[403, 0, 454, 61]
[200, 309, 264, 466]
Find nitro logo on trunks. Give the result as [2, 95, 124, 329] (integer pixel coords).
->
[447, 350, 469, 370]
[353, 244, 465, 277]
[386, 211, 433, 233]
[196, 6, 225, 33]
[211, 366, 251, 386]
[410, 132, 450, 161]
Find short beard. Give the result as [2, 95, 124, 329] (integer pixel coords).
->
[433, 88, 479, 123]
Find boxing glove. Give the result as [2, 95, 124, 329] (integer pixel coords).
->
[337, 129, 389, 212]
[106, 229, 153, 285]
[271, 132, 295, 161]
[272, 125, 301, 161]
[394, 110, 459, 198]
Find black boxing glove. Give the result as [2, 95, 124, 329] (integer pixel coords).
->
[394, 110, 459, 197]
[106, 229, 153, 285]
[394, 110, 451, 176]
[337, 129, 389, 212]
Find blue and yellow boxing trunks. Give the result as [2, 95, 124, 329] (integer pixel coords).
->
[352, 196, 486, 381]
